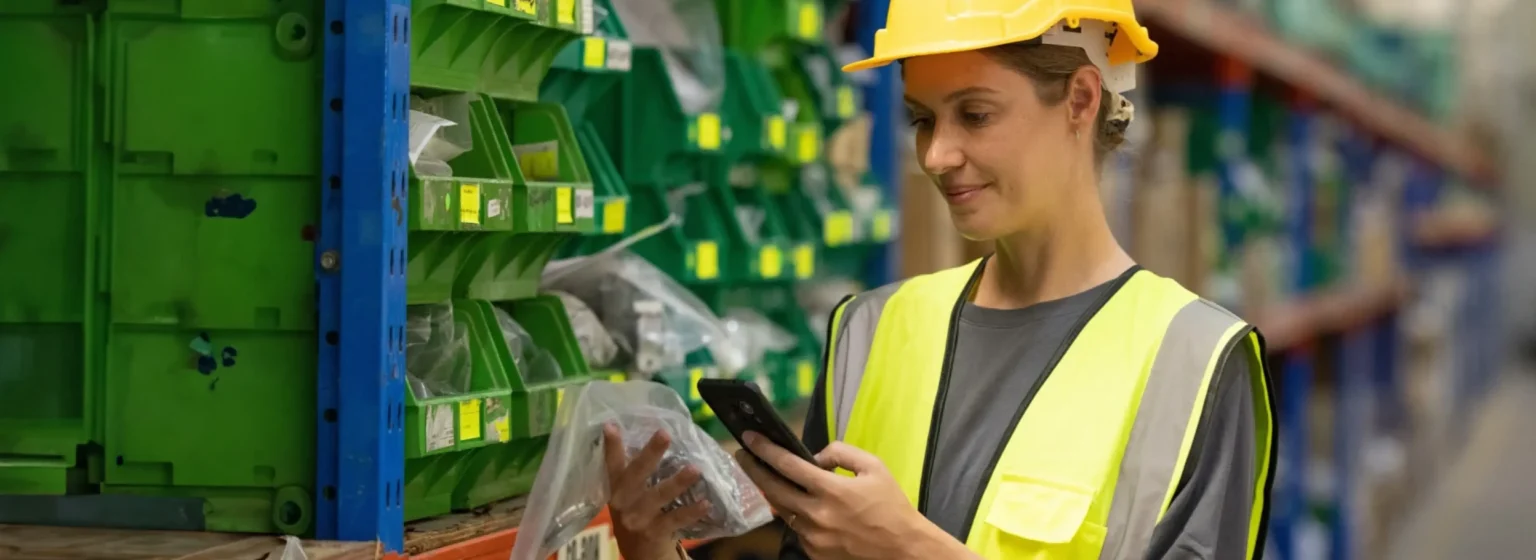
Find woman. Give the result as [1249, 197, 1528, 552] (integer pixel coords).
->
[602, 2, 1276, 559]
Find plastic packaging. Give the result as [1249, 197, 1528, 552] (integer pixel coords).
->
[409, 94, 475, 177]
[554, 290, 623, 369]
[610, 0, 725, 114]
[543, 252, 749, 376]
[276, 536, 308, 560]
[723, 309, 798, 366]
[510, 381, 772, 560]
[405, 303, 475, 399]
[490, 304, 564, 385]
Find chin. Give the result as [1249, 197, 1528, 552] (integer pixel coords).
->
[949, 214, 1002, 242]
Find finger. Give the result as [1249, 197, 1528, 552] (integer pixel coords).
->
[742, 432, 830, 490]
[602, 424, 627, 485]
[612, 430, 671, 509]
[655, 500, 712, 536]
[813, 441, 886, 475]
[630, 465, 702, 518]
[735, 449, 815, 515]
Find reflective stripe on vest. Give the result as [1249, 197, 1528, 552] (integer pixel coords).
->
[821, 260, 1275, 559]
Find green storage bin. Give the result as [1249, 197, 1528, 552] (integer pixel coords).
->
[540, 2, 633, 254]
[716, 51, 799, 283]
[408, 93, 595, 304]
[716, 0, 826, 55]
[0, 4, 97, 497]
[411, 0, 586, 102]
[448, 297, 591, 512]
[401, 302, 514, 521]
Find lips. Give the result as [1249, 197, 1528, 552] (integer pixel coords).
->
[941, 183, 987, 204]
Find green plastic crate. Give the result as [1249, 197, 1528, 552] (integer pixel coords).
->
[411, 0, 587, 102]
[716, 0, 826, 55]
[0, 4, 97, 497]
[407, 93, 595, 304]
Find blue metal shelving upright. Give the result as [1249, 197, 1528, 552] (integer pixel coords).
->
[315, 0, 412, 551]
[854, 0, 899, 287]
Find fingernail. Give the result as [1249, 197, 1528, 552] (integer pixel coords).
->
[743, 432, 759, 446]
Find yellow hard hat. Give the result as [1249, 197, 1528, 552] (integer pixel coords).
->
[844, 0, 1159, 90]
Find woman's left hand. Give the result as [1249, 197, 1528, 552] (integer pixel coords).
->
[734, 434, 974, 560]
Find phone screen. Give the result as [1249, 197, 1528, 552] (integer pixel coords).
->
[697, 379, 817, 470]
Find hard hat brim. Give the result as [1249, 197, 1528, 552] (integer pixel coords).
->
[841, 14, 1158, 74]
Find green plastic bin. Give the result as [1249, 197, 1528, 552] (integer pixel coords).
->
[0, 4, 97, 497]
[411, 0, 587, 102]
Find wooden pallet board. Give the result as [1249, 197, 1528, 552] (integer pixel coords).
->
[0, 525, 378, 560]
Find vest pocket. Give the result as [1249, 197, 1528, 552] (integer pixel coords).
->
[984, 473, 1108, 558]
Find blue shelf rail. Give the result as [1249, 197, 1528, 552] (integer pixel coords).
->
[316, 0, 412, 551]
[853, 0, 899, 287]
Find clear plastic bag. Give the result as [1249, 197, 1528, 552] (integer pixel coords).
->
[405, 303, 474, 399]
[553, 290, 623, 369]
[489, 304, 563, 386]
[722, 308, 799, 367]
[543, 252, 749, 376]
[610, 0, 725, 114]
[510, 381, 772, 560]
[409, 94, 475, 177]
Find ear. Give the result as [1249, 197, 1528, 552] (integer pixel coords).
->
[1065, 66, 1104, 132]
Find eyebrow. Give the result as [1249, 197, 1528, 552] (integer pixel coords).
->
[904, 86, 1001, 109]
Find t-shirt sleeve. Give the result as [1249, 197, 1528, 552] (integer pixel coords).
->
[1141, 344, 1260, 560]
[779, 369, 831, 560]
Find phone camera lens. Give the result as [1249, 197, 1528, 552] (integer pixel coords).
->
[738, 402, 755, 415]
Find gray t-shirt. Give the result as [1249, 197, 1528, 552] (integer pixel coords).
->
[782, 280, 1259, 559]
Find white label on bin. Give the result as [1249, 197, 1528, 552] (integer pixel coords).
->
[558, 524, 614, 560]
[575, 189, 595, 220]
[580, 0, 595, 35]
[606, 40, 633, 72]
[426, 404, 455, 452]
[487, 198, 503, 219]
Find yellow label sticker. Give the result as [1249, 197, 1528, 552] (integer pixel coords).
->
[602, 199, 627, 233]
[824, 211, 854, 245]
[797, 3, 820, 39]
[459, 399, 482, 440]
[493, 416, 510, 442]
[582, 37, 607, 68]
[797, 127, 819, 163]
[700, 402, 715, 418]
[694, 241, 719, 280]
[759, 245, 783, 279]
[794, 244, 815, 279]
[797, 361, 816, 397]
[557, 0, 575, 24]
[767, 116, 787, 151]
[556, 186, 574, 224]
[487, 0, 506, 6]
[689, 368, 704, 401]
[608, 372, 627, 383]
[697, 113, 721, 151]
[519, 151, 559, 181]
[459, 184, 481, 225]
[837, 86, 857, 119]
[556, 388, 566, 410]
[514, 0, 536, 15]
[873, 210, 893, 241]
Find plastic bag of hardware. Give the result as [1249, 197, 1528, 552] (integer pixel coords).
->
[722, 309, 799, 367]
[610, 0, 725, 114]
[553, 290, 623, 369]
[544, 252, 748, 376]
[510, 381, 772, 560]
[490, 304, 563, 385]
[405, 303, 474, 399]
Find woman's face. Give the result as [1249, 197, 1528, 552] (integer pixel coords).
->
[903, 51, 1081, 241]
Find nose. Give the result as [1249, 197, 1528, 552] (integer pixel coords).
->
[919, 124, 965, 176]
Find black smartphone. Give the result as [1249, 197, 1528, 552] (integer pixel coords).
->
[696, 378, 817, 482]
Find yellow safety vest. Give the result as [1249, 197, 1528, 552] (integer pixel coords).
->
[821, 260, 1275, 559]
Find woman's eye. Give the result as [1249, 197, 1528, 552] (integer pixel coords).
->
[909, 115, 934, 128]
[962, 111, 991, 126]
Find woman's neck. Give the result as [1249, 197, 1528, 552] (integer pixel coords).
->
[973, 191, 1134, 310]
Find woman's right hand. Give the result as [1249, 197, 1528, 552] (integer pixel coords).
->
[603, 423, 712, 560]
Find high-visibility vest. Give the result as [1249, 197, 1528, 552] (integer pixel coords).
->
[821, 260, 1275, 559]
